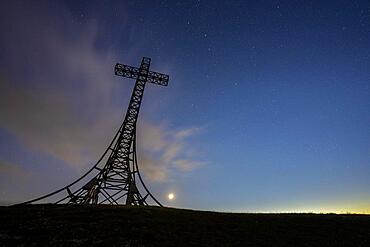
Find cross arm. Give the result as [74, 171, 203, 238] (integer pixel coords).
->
[115, 63, 169, 86]
[114, 64, 139, 80]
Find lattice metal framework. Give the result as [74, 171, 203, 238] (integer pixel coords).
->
[18, 57, 169, 206]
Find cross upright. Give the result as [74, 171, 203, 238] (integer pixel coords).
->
[84, 57, 169, 205]
[18, 57, 169, 206]
[114, 57, 169, 154]
[99, 57, 169, 205]
[113, 57, 169, 167]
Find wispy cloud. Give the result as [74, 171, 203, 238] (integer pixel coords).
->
[0, 161, 34, 183]
[0, 160, 38, 204]
[0, 78, 122, 170]
[175, 127, 202, 139]
[0, 1, 205, 187]
[137, 122, 206, 182]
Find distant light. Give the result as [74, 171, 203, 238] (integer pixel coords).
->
[168, 193, 175, 200]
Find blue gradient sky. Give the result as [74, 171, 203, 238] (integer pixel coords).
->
[0, 0, 369, 213]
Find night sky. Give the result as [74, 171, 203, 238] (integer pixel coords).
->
[0, 0, 369, 213]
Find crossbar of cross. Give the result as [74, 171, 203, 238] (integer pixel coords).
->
[115, 58, 169, 86]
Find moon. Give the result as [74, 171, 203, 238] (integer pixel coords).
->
[168, 193, 175, 200]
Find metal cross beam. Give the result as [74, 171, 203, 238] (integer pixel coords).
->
[93, 56, 169, 205]
[115, 60, 169, 86]
[16, 57, 169, 206]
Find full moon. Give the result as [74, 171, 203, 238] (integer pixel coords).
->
[168, 193, 175, 200]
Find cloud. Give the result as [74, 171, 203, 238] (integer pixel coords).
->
[175, 127, 201, 139]
[0, 1, 205, 186]
[162, 142, 183, 163]
[139, 155, 168, 183]
[0, 79, 115, 169]
[0, 160, 38, 205]
[173, 159, 206, 172]
[137, 123, 205, 182]
[0, 1, 124, 171]
[0, 161, 33, 183]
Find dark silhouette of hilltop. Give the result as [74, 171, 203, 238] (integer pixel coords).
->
[1, 205, 369, 246]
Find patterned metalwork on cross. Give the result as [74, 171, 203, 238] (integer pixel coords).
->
[17, 57, 169, 206]
[115, 60, 169, 86]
